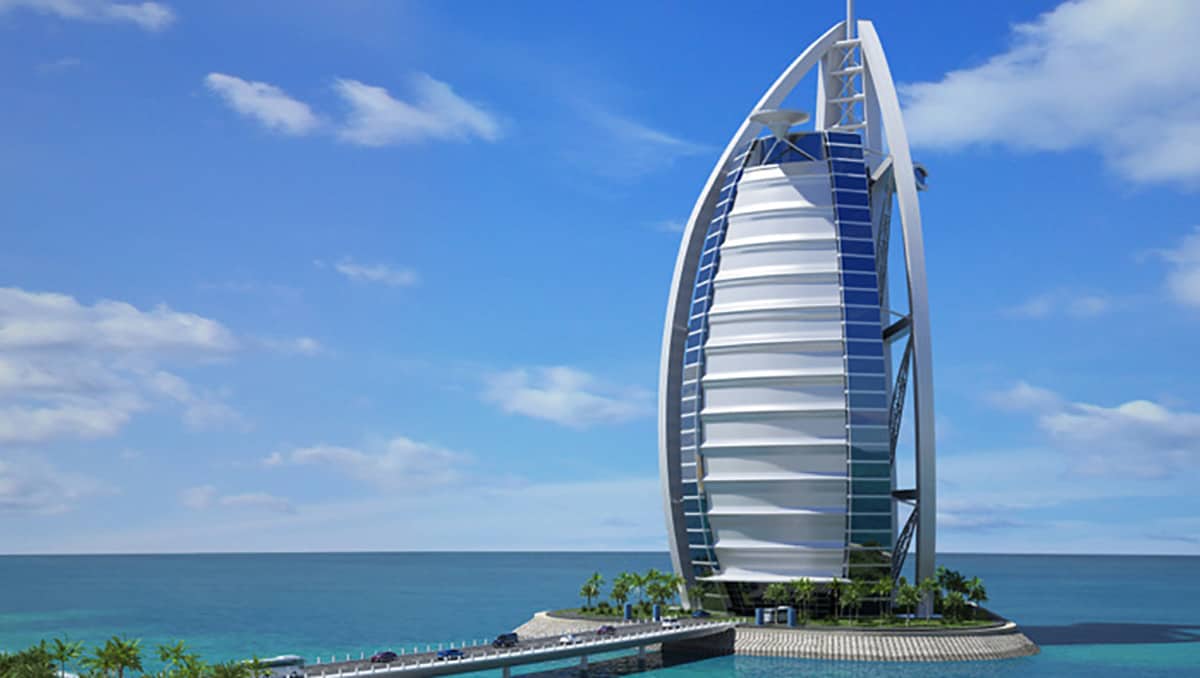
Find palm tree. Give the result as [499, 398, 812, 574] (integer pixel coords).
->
[870, 577, 894, 620]
[50, 638, 83, 678]
[789, 578, 815, 622]
[942, 590, 967, 623]
[84, 636, 142, 678]
[611, 573, 632, 610]
[895, 578, 920, 626]
[208, 661, 251, 678]
[2, 641, 54, 678]
[763, 583, 790, 608]
[827, 578, 844, 621]
[936, 566, 967, 595]
[686, 580, 712, 611]
[965, 576, 988, 620]
[580, 571, 604, 609]
[841, 580, 867, 622]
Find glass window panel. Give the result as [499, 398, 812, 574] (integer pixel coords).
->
[833, 174, 868, 191]
[826, 131, 862, 145]
[839, 223, 873, 240]
[851, 426, 889, 444]
[845, 306, 880, 322]
[690, 299, 707, 316]
[680, 447, 695, 463]
[851, 462, 891, 479]
[689, 549, 714, 563]
[851, 497, 892, 514]
[683, 364, 700, 382]
[695, 267, 713, 284]
[832, 159, 865, 175]
[680, 414, 697, 431]
[851, 479, 891, 495]
[841, 239, 875, 256]
[837, 206, 872, 223]
[847, 340, 884, 357]
[830, 144, 864, 159]
[849, 393, 888, 409]
[681, 464, 697, 481]
[841, 256, 875, 272]
[851, 532, 893, 548]
[842, 273, 877, 290]
[848, 357, 885, 374]
[850, 444, 889, 461]
[848, 374, 886, 391]
[685, 515, 703, 530]
[851, 410, 888, 426]
[686, 332, 702, 349]
[700, 250, 716, 268]
[845, 323, 881, 340]
[682, 481, 698, 496]
[687, 315, 703, 332]
[835, 190, 870, 207]
[681, 382, 698, 399]
[851, 514, 892, 530]
[844, 290, 881, 306]
[684, 349, 700, 366]
[683, 498, 701, 513]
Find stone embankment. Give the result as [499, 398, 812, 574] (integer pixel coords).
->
[520, 612, 1039, 662]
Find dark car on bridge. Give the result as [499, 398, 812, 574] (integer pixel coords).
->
[596, 625, 616, 636]
[369, 651, 398, 663]
[492, 633, 519, 648]
[692, 609, 711, 618]
[436, 649, 465, 661]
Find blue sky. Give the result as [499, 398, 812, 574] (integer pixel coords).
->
[1, 0, 1198, 555]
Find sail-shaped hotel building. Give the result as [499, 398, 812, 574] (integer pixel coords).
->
[659, 5, 936, 610]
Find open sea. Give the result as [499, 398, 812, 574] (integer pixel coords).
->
[1, 553, 1197, 677]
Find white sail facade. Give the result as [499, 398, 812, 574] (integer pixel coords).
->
[659, 12, 936, 611]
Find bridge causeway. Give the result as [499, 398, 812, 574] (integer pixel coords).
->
[304, 620, 735, 677]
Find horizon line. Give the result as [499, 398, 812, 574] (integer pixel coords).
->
[1, 549, 1197, 557]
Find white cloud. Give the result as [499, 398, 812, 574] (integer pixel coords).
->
[1006, 290, 1111, 318]
[900, 0, 1200, 186]
[0, 0, 175, 31]
[483, 366, 651, 428]
[181, 485, 292, 513]
[257, 336, 323, 356]
[986, 381, 1063, 412]
[38, 57, 81, 73]
[989, 382, 1200, 477]
[266, 436, 469, 487]
[317, 257, 418, 287]
[334, 74, 501, 146]
[1153, 227, 1200, 308]
[0, 288, 301, 442]
[204, 73, 320, 136]
[0, 454, 110, 514]
[653, 220, 684, 233]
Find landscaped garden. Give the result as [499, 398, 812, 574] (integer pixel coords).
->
[560, 565, 993, 629]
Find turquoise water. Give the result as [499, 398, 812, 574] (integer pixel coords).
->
[1, 553, 1197, 676]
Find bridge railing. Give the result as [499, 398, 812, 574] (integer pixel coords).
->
[307, 621, 736, 677]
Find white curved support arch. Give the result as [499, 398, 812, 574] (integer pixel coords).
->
[858, 18, 937, 598]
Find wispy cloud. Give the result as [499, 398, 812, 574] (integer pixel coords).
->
[901, 0, 1200, 186]
[316, 257, 418, 287]
[1151, 226, 1200, 308]
[1005, 289, 1112, 319]
[334, 74, 501, 146]
[0, 0, 175, 31]
[0, 453, 111, 515]
[37, 57, 81, 74]
[264, 436, 469, 487]
[566, 104, 708, 177]
[204, 73, 320, 136]
[181, 485, 294, 514]
[0, 287, 304, 443]
[986, 381, 1200, 478]
[483, 366, 652, 428]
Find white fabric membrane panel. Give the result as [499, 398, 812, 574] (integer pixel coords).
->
[698, 159, 851, 583]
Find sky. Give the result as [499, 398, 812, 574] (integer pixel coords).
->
[1, 0, 1198, 555]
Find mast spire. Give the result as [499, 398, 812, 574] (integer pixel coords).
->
[846, 0, 855, 39]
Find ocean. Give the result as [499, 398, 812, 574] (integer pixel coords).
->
[1, 553, 1197, 676]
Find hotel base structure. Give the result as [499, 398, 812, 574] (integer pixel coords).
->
[658, 9, 936, 613]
